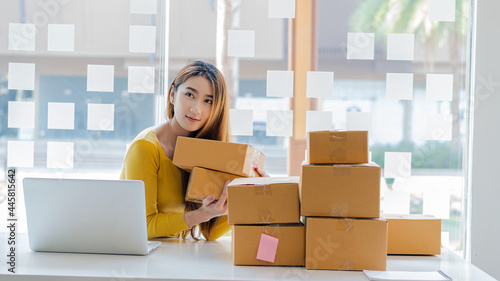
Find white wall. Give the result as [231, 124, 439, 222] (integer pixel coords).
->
[471, 0, 500, 279]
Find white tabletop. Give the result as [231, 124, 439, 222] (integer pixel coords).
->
[0, 233, 495, 281]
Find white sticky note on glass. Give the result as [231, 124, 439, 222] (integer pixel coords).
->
[426, 74, 453, 101]
[229, 109, 253, 136]
[306, 111, 332, 132]
[268, 0, 296, 18]
[8, 62, 35, 90]
[425, 113, 452, 141]
[48, 102, 75, 130]
[267, 70, 294, 98]
[128, 66, 155, 93]
[47, 24, 75, 52]
[384, 152, 412, 178]
[386, 73, 413, 100]
[441, 232, 450, 247]
[346, 112, 372, 132]
[87, 104, 115, 131]
[130, 0, 157, 14]
[429, 0, 456, 22]
[347, 33, 374, 60]
[9, 23, 36, 51]
[47, 141, 74, 169]
[266, 110, 293, 137]
[423, 192, 450, 219]
[8, 101, 35, 129]
[383, 191, 410, 214]
[129, 25, 156, 53]
[227, 30, 255, 57]
[7, 141, 34, 168]
[306, 71, 334, 98]
[87, 65, 114, 92]
[387, 33, 414, 61]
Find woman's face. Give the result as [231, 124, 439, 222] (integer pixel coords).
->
[170, 76, 213, 132]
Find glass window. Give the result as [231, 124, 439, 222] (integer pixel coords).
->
[1, 0, 473, 257]
[0, 0, 165, 232]
[316, 0, 471, 256]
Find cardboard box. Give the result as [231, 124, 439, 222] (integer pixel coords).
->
[186, 167, 244, 203]
[232, 224, 305, 266]
[301, 162, 381, 218]
[305, 217, 387, 271]
[307, 131, 369, 164]
[384, 214, 441, 255]
[227, 177, 300, 225]
[172, 136, 265, 177]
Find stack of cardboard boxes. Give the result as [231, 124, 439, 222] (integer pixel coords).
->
[172, 136, 265, 203]
[227, 176, 305, 266]
[173, 134, 440, 269]
[302, 130, 388, 271]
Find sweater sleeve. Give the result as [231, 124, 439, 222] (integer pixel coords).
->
[120, 139, 190, 239]
[201, 215, 232, 241]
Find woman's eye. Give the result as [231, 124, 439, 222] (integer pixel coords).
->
[185, 92, 194, 98]
[205, 99, 213, 104]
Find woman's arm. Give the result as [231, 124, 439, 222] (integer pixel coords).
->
[120, 139, 191, 239]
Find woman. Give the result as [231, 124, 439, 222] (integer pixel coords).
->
[120, 61, 266, 241]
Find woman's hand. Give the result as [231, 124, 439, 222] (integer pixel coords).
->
[184, 180, 229, 228]
[200, 180, 229, 218]
[253, 163, 269, 177]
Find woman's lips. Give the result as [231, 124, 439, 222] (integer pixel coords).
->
[186, 116, 200, 122]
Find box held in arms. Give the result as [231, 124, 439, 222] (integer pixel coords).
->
[305, 217, 387, 271]
[227, 177, 300, 225]
[232, 224, 305, 266]
[301, 162, 381, 218]
[384, 214, 441, 255]
[172, 136, 265, 177]
[186, 167, 244, 203]
[307, 131, 368, 164]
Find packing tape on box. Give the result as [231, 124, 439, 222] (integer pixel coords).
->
[330, 203, 349, 217]
[329, 148, 347, 162]
[256, 209, 274, 223]
[255, 184, 272, 196]
[249, 150, 263, 177]
[328, 131, 348, 162]
[263, 225, 282, 238]
[328, 131, 348, 143]
[336, 219, 355, 232]
[252, 151, 262, 166]
[333, 165, 351, 177]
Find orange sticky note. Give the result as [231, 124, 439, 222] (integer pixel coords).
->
[256, 233, 279, 263]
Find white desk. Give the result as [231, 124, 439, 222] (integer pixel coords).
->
[0, 233, 495, 281]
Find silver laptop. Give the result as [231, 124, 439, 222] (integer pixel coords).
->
[23, 178, 161, 255]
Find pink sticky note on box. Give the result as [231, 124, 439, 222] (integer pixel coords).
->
[256, 233, 279, 263]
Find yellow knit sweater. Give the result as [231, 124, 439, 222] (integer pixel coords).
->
[119, 127, 231, 240]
